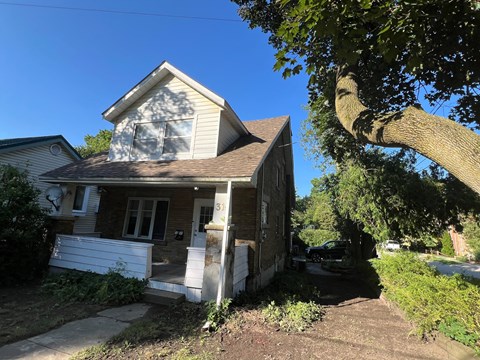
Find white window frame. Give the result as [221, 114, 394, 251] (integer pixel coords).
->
[122, 197, 170, 240]
[130, 118, 194, 160]
[72, 185, 91, 216]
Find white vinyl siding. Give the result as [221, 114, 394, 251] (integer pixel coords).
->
[217, 112, 241, 154]
[72, 187, 100, 235]
[0, 144, 75, 209]
[49, 235, 153, 279]
[109, 74, 222, 161]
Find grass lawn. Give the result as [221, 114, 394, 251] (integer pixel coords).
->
[0, 282, 108, 346]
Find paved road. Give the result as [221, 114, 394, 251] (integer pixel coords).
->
[428, 261, 480, 279]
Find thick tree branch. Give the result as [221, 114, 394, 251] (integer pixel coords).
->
[335, 65, 480, 194]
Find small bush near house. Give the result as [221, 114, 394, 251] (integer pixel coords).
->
[204, 298, 232, 331]
[0, 165, 50, 285]
[262, 299, 322, 332]
[440, 231, 455, 257]
[371, 252, 480, 353]
[234, 271, 324, 332]
[42, 270, 147, 305]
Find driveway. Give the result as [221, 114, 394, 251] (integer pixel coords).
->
[205, 263, 449, 360]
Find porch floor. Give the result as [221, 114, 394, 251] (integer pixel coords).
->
[150, 263, 186, 285]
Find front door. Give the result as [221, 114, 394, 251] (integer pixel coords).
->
[191, 199, 214, 248]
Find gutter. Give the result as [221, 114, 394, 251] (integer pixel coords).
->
[38, 176, 254, 187]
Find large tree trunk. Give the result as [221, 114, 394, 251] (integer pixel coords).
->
[335, 65, 480, 194]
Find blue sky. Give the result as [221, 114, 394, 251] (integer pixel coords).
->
[0, 0, 319, 196]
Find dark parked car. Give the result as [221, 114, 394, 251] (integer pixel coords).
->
[305, 240, 349, 263]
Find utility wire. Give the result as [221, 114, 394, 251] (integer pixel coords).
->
[0, 1, 243, 22]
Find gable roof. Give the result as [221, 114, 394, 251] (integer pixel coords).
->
[40, 116, 290, 187]
[0, 135, 81, 160]
[102, 61, 249, 136]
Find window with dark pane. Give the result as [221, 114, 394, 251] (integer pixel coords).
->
[199, 206, 214, 233]
[73, 186, 86, 211]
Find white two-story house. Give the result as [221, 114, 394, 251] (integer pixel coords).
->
[42, 61, 295, 302]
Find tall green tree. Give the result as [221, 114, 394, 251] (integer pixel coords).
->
[0, 165, 49, 284]
[234, 0, 480, 193]
[75, 129, 112, 158]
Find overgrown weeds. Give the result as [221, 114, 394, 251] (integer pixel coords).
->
[233, 271, 324, 332]
[42, 270, 147, 305]
[371, 252, 480, 353]
[205, 298, 232, 331]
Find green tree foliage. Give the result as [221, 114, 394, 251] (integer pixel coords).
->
[293, 191, 340, 247]
[234, 0, 480, 193]
[440, 231, 455, 257]
[75, 129, 112, 158]
[463, 218, 480, 261]
[0, 165, 49, 285]
[305, 151, 480, 248]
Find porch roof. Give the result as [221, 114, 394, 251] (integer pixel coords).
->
[40, 116, 289, 186]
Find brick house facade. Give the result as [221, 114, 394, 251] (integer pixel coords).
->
[41, 61, 294, 295]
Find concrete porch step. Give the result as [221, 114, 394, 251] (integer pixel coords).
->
[143, 288, 185, 306]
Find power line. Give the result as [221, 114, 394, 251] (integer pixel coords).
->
[0, 1, 243, 22]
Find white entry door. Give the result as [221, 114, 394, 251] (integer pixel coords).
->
[191, 198, 214, 248]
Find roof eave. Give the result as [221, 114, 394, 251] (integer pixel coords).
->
[103, 61, 231, 123]
[251, 116, 291, 182]
[39, 175, 255, 187]
[0, 136, 82, 160]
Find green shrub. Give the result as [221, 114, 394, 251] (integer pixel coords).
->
[262, 299, 323, 332]
[371, 252, 480, 352]
[440, 231, 455, 257]
[204, 298, 232, 331]
[42, 270, 146, 305]
[234, 270, 321, 306]
[0, 165, 50, 285]
[234, 271, 323, 332]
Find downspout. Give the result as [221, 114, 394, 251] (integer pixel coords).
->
[216, 180, 233, 306]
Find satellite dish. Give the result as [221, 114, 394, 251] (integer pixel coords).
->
[45, 186, 64, 211]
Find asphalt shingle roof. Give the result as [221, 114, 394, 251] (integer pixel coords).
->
[0, 135, 81, 159]
[41, 116, 289, 183]
[0, 135, 62, 150]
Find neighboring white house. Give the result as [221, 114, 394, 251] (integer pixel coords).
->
[0, 135, 99, 235]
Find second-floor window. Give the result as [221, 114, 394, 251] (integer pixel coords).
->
[131, 119, 193, 159]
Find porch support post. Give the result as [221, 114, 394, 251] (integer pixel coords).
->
[216, 181, 232, 306]
[201, 181, 236, 302]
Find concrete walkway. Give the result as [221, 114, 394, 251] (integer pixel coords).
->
[0, 303, 151, 360]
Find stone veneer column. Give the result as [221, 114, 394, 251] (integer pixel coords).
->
[201, 224, 236, 301]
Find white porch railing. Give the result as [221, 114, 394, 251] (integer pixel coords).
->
[49, 234, 153, 279]
[233, 244, 249, 296]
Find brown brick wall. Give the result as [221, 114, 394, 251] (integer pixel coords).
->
[232, 187, 258, 276]
[252, 123, 294, 287]
[95, 186, 215, 263]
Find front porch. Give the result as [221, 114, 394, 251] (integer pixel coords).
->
[49, 234, 249, 303]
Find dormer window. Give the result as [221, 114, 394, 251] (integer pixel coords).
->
[130, 119, 193, 159]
